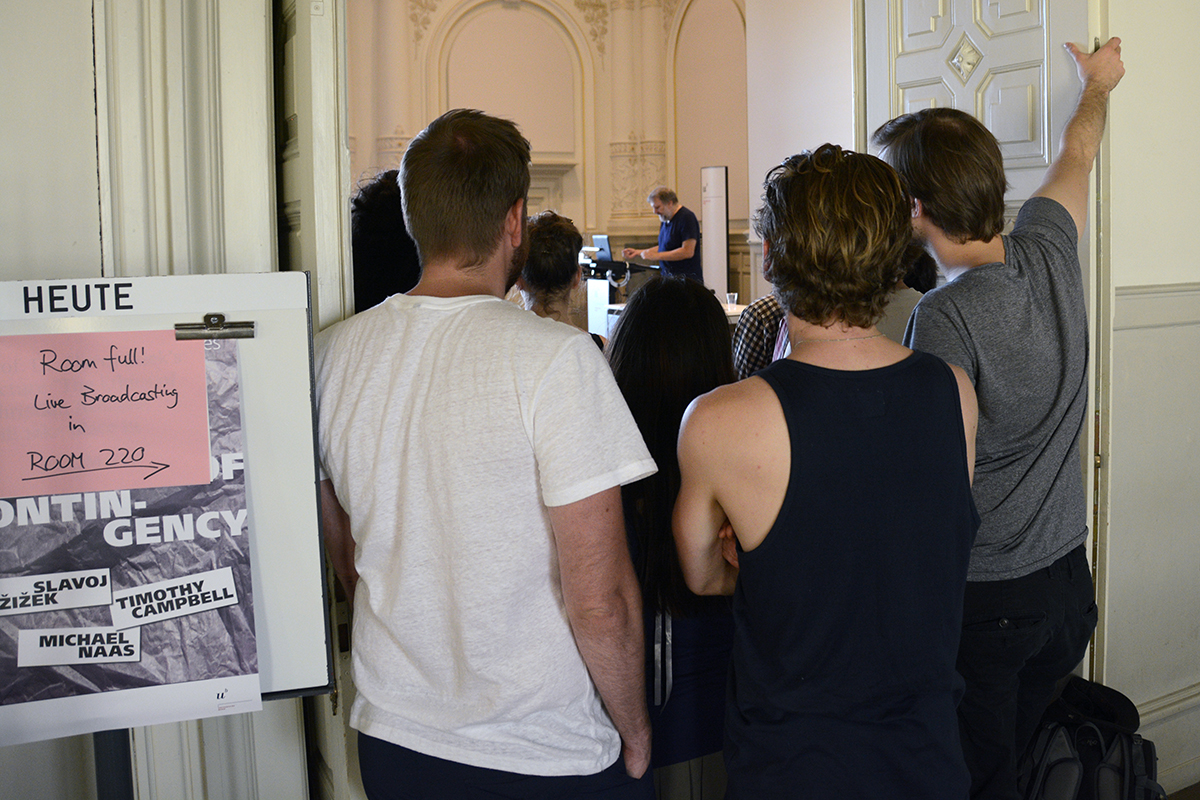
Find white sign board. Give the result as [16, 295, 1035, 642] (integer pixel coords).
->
[701, 166, 729, 295]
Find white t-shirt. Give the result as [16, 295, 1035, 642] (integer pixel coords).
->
[314, 293, 656, 776]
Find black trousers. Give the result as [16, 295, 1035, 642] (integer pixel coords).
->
[956, 544, 1098, 800]
[358, 733, 654, 800]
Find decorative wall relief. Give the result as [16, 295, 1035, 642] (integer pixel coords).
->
[410, 0, 438, 44]
[610, 140, 642, 218]
[661, 0, 680, 36]
[610, 138, 666, 219]
[948, 33, 983, 84]
[576, 0, 609, 58]
[640, 138, 666, 197]
[376, 130, 411, 169]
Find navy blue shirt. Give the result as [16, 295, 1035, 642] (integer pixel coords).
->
[725, 352, 978, 799]
[658, 206, 702, 283]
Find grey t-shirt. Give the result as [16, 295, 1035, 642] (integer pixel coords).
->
[904, 197, 1088, 581]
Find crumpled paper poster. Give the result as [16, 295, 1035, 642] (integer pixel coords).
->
[0, 336, 261, 746]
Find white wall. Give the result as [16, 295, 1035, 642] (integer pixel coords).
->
[0, 736, 96, 800]
[1107, 288, 1200, 791]
[1107, 2, 1200, 286]
[0, 0, 102, 281]
[674, 0, 749, 227]
[744, 0, 854, 300]
[745, 0, 855, 228]
[0, 1, 104, 784]
[1104, 2, 1200, 790]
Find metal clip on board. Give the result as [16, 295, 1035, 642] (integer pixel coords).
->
[174, 313, 256, 340]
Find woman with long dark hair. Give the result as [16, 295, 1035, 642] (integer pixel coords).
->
[607, 276, 736, 799]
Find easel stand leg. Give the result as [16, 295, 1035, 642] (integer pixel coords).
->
[93, 729, 135, 800]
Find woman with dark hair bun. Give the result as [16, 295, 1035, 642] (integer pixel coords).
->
[607, 276, 736, 799]
[518, 210, 605, 348]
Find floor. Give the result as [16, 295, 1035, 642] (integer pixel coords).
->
[1171, 782, 1200, 800]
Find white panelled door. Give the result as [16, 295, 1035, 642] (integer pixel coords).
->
[864, 0, 1087, 219]
[862, 0, 1104, 661]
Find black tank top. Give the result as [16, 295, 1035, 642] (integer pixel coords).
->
[725, 352, 978, 799]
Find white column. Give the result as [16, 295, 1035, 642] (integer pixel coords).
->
[95, 0, 275, 277]
[345, 0, 375, 177]
[609, 0, 642, 220]
[639, 0, 667, 193]
[373, 0, 412, 170]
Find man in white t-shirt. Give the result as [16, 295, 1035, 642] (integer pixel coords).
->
[315, 109, 657, 799]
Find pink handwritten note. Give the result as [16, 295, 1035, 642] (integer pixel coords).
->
[0, 330, 211, 496]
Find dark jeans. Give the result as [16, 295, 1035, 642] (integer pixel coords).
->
[956, 544, 1098, 800]
[358, 733, 654, 800]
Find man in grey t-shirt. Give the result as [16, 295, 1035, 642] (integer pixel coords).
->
[872, 39, 1125, 800]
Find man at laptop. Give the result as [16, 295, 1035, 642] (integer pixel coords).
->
[623, 187, 703, 284]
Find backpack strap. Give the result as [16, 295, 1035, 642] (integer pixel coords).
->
[1022, 722, 1083, 800]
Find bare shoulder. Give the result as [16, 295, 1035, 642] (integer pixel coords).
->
[680, 375, 791, 552]
[947, 363, 976, 402]
[947, 362, 978, 481]
[680, 376, 785, 464]
[684, 376, 778, 433]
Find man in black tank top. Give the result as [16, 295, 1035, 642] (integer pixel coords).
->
[674, 145, 979, 798]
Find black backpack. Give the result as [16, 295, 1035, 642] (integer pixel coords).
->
[1019, 676, 1167, 800]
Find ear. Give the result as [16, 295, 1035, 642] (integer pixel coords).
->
[760, 240, 771, 278]
[911, 197, 924, 219]
[505, 199, 526, 246]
